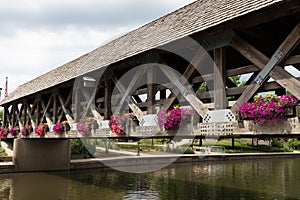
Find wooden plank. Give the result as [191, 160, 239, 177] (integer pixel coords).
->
[230, 25, 300, 114]
[160, 66, 208, 117]
[214, 48, 226, 109]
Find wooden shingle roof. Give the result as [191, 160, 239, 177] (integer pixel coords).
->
[1, 0, 284, 105]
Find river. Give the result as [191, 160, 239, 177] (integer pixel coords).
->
[0, 157, 299, 199]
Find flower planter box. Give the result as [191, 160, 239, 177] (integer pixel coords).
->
[248, 120, 292, 134]
[284, 106, 296, 118]
[95, 128, 111, 137]
[195, 122, 236, 136]
[135, 126, 160, 136]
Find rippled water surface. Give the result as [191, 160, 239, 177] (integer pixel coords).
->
[0, 157, 299, 199]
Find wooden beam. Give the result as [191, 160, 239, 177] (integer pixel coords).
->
[36, 101, 41, 125]
[160, 66, 209, 117]
[147, 67, 156, 114]
[214, 48, 226, 109]
[40, 97, 53, 125]
[104, 80, 112, 120]
[23, 103, 27, 126]
[230, 23, 300, 114]
[80, 87, 103, 123]
[52, 95, 58, 123]
[283, 55, 300, 66]
[58, 94, 74, 124]
[73, 89, 80, 122]
[114, 68, 146, 114]
[112, 75, 144, 121]
[163, 48, 210, 109]
[26, 102, 36, 128]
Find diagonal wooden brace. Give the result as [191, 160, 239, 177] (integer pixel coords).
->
[80, 87, 103, 123]
[160, 66, 209, 117]
[231, 22, 300, 114]
[163, 48, 210, 109]
[112, 69, 146, 121]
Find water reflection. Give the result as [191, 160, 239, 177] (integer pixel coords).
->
[0, 158, 299, 199]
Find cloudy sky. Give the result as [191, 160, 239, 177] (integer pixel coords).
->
[0, 0, 196, 97]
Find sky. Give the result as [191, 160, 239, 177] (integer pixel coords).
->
[0, 0, 196, 97]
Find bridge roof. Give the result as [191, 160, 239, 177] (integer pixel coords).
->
[0, 0, 284, 105]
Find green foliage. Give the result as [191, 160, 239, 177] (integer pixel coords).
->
[71, 139, 95, 158]
[0, 147, 7, 156]
[196, 82, 207, 94]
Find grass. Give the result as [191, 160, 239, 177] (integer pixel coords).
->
[196, 139, 292, 153]
[96, 138, 299, 154]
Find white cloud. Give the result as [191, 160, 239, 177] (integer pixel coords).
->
[0, 0, 196, 96]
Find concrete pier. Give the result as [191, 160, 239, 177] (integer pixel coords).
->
[13, 139, 71, 172]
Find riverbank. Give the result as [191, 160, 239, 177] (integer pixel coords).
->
[1, 152, 300, 173]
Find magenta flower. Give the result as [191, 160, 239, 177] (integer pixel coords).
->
[238, 94, 298, 125]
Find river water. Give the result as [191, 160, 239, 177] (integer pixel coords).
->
[0, 157, 299, 200]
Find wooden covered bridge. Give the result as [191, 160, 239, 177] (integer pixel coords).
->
[0, 0, 300, 171]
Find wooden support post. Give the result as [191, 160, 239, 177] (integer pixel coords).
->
[214, 48, 226, 110]
[36, 101, 41, 125]
[232, 138, 235, 149]
[3, 106, 8, 128]
[52, 95, 57, 123]
[104, 80, 112, 120]
[73, 89, 80, 122]
[147, 67, 156, 114]
[23, 103, 27, 126]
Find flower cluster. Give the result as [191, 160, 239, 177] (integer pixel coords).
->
[35, 123, 49, 136]
[109, 113, 135, 135]
[76, 119, 91, 137]
[158, 106, 195, 130]
[53, 121, 70, 134]
[0, 128, 9, 139]
[21, 125, 33, 137]
[238, 94, 298, 125]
